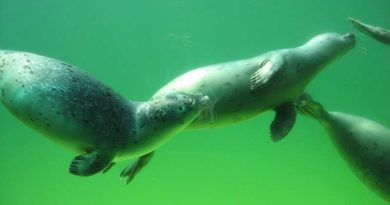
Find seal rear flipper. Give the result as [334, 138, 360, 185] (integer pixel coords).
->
[295, 94, 328, 121]
[348, 18, 390, 45]
[250, 55, 284, 91]
[270, 102, 296, 142]
[120, 151, 155, 184]
[69, 150, 114, 176]
[348, 18, 372, 34]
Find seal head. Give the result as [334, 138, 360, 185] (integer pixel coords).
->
[118, 91, 209, 183]
[118, 91, 210, 159]
[293, 32, 355, 79]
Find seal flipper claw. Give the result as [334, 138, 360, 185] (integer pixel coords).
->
[270, 102, 296, 142]
[120, 152, 155, 184]
[69, 151, 114, 176]
[250, 55, 284, 90]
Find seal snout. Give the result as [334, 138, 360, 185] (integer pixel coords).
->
[342, 33, 356, 48]
[343, 33, 355, 40]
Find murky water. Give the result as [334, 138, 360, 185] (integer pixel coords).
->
[0, 0, 389, 204]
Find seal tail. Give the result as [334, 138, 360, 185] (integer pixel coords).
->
[295, 93, 329, 121]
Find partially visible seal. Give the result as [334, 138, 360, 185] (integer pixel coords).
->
[297, 96, 390, 202]
[152, 33, 355, 142]
[349, 18, 390, 46]
[0, 50, 209, 183]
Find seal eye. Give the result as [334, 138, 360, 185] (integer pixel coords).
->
[178, 106, 186, 112]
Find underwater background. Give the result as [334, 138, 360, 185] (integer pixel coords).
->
[0, 0, 389, 204]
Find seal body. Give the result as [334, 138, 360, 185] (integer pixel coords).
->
[326, 112, 390, 201]
[0, 50, 209, 182]
[0, 50, 134, 152]
[349, 18, 390, 46]
[297, 98, 390, 201]
[153, 33, 355, 141]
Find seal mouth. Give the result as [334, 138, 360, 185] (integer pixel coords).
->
[342, 33, 356, 49]
[183, 94, 210, 109]
[199, 95, 210, 107]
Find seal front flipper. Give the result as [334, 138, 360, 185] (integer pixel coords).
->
[69, 150, 114, 176]
[250, 55, 284, 90]
[270, 102, 296, 142]
[120, 152, 155, 184]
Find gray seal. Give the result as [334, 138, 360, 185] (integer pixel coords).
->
[152, 32, 355, 142]
[297, 96, 390, 202]
[0, 50, 209, 183]
[349, 18, 390, 46]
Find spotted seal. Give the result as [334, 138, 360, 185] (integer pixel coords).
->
[0, 50, 209, 183]
[297, 96, 390, 201]
[152, 32, 355, 141]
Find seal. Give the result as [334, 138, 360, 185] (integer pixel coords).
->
[152, 32, 355, 141]
[349, 18, 390, 46]
[297, 96, 390, 201]
[0, 50, 210, 183]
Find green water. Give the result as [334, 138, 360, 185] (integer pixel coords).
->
[0, 0, 389, 204]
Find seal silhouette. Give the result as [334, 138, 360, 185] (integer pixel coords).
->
[153, 32, 355, 141]
[297, 96, 390, 202]
[0, 50, 209, 183]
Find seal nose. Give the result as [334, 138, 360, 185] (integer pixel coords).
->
[343, 33, 355, 40]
